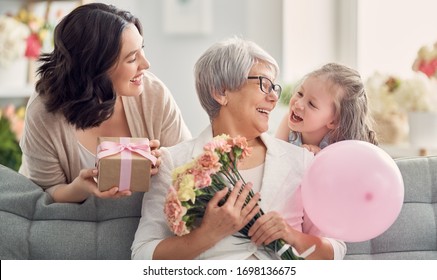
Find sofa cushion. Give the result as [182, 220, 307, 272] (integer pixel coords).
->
[0, 164, 143, 259]
[345, 156, 437, 259]
[2, 155, 437, 260]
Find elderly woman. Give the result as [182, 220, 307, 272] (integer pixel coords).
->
[131, 37, 346, 260]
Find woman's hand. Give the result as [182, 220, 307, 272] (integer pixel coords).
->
[51, 168, 131, 203]
[149, 139, 162, 176]
[248, 211, 294, 246]
[72, 168, 131, 199]
[201, 181, 261, 243]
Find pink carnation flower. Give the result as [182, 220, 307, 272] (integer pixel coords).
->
[229, 136, 252, 159]
[192, 168, 212, 188]
[203, 135, 232, 153]
[164, 186, 188, 235]
[197, 150, 221, 173]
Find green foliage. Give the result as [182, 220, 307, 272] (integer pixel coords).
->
[279, 82, 297, 106]
[0, 117, 22, 171]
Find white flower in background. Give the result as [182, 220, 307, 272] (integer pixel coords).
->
[0, 15, 30, 68]
[366, 72, 437, 114]
[394, 72, 437, 113]
[365, 72, 402, 117]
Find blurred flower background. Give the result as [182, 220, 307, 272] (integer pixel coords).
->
[366, 72, 437, 115]
[365, 42, 437, 145]
[0, 9, 51, 67]
[0, 2, 74, 171]
[0, 105, 25, 171]
[16, 8, 52, 59]
[412, 41, 437, 79]
[0, 14, 30, 67]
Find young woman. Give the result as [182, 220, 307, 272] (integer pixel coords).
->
[19, 3, 191, 203]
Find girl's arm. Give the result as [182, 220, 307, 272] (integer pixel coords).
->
[275, 113, 291, 141]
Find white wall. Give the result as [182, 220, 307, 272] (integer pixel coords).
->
[101, 0, 284, 137]
[282, 0, 338, 83]
[4, 0, 437, 137]
[357, 0, 437, 78]
[1, 0, 285, 136]
[282, 0, 437, 81]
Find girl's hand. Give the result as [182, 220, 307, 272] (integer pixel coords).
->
[248, 211, 295, 246]
[201, 181, 261, 243]
[149, 139, 162, 176]
[302, 144, 321, 155]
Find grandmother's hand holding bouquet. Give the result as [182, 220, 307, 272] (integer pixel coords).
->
[248, 211, 292, 246]
[164, 134, 304, 260]
[201, 181, 260, 242]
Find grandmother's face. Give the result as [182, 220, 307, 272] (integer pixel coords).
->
[223, 63, 279, 138]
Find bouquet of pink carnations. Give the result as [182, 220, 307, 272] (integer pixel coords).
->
[164, 134, 303, 260]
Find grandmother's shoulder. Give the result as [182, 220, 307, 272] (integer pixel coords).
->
[162, 137, 197, 155]
[265, 133, 303, 150]
[266, 134, 314, 159]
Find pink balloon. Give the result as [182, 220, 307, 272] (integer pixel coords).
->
[301, 140, 404, 242]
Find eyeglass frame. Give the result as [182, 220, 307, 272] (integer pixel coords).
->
[247, 76, 282, 99]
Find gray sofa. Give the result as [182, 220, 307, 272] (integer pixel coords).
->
[0, 156, 436, 260]
[0, 164, 143, 259]
[345, 156, 437, 259]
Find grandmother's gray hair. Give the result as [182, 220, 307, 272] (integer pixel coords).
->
[194, 37, 279, 120]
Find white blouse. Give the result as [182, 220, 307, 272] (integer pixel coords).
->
[77, 141, 95, 169]
[238, 163, 264, 194]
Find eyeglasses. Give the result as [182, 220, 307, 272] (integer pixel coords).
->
[247, 76, 282, 99]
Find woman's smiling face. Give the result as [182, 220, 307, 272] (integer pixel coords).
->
[223, 62, 279, 139]
[108, 24, 150, 97]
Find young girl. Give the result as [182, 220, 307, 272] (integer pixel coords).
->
[276, 63, 378, 154]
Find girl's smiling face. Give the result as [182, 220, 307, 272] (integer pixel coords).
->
[288, 75, 337, 143]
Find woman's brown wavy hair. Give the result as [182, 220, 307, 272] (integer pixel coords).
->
[36, 3, 143, 129]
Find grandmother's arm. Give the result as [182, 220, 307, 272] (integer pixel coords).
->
[153, 182, 260, 259]
[248, 211, 342, 260]
[131, 148, 260, 260]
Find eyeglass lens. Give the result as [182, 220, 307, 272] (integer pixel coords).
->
[260, 77, 281, 97]
[247, 76, 281, 98]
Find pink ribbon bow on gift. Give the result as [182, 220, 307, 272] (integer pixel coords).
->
[97, 138, 157, 191]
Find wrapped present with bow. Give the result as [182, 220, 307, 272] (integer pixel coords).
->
[96, 137, 157, 192]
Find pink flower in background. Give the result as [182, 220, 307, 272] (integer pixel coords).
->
[2, 104, 25, 141]
[412, 42, 437, 79]
[417, 58, 437, 78]
[24, 33, 42, 59]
